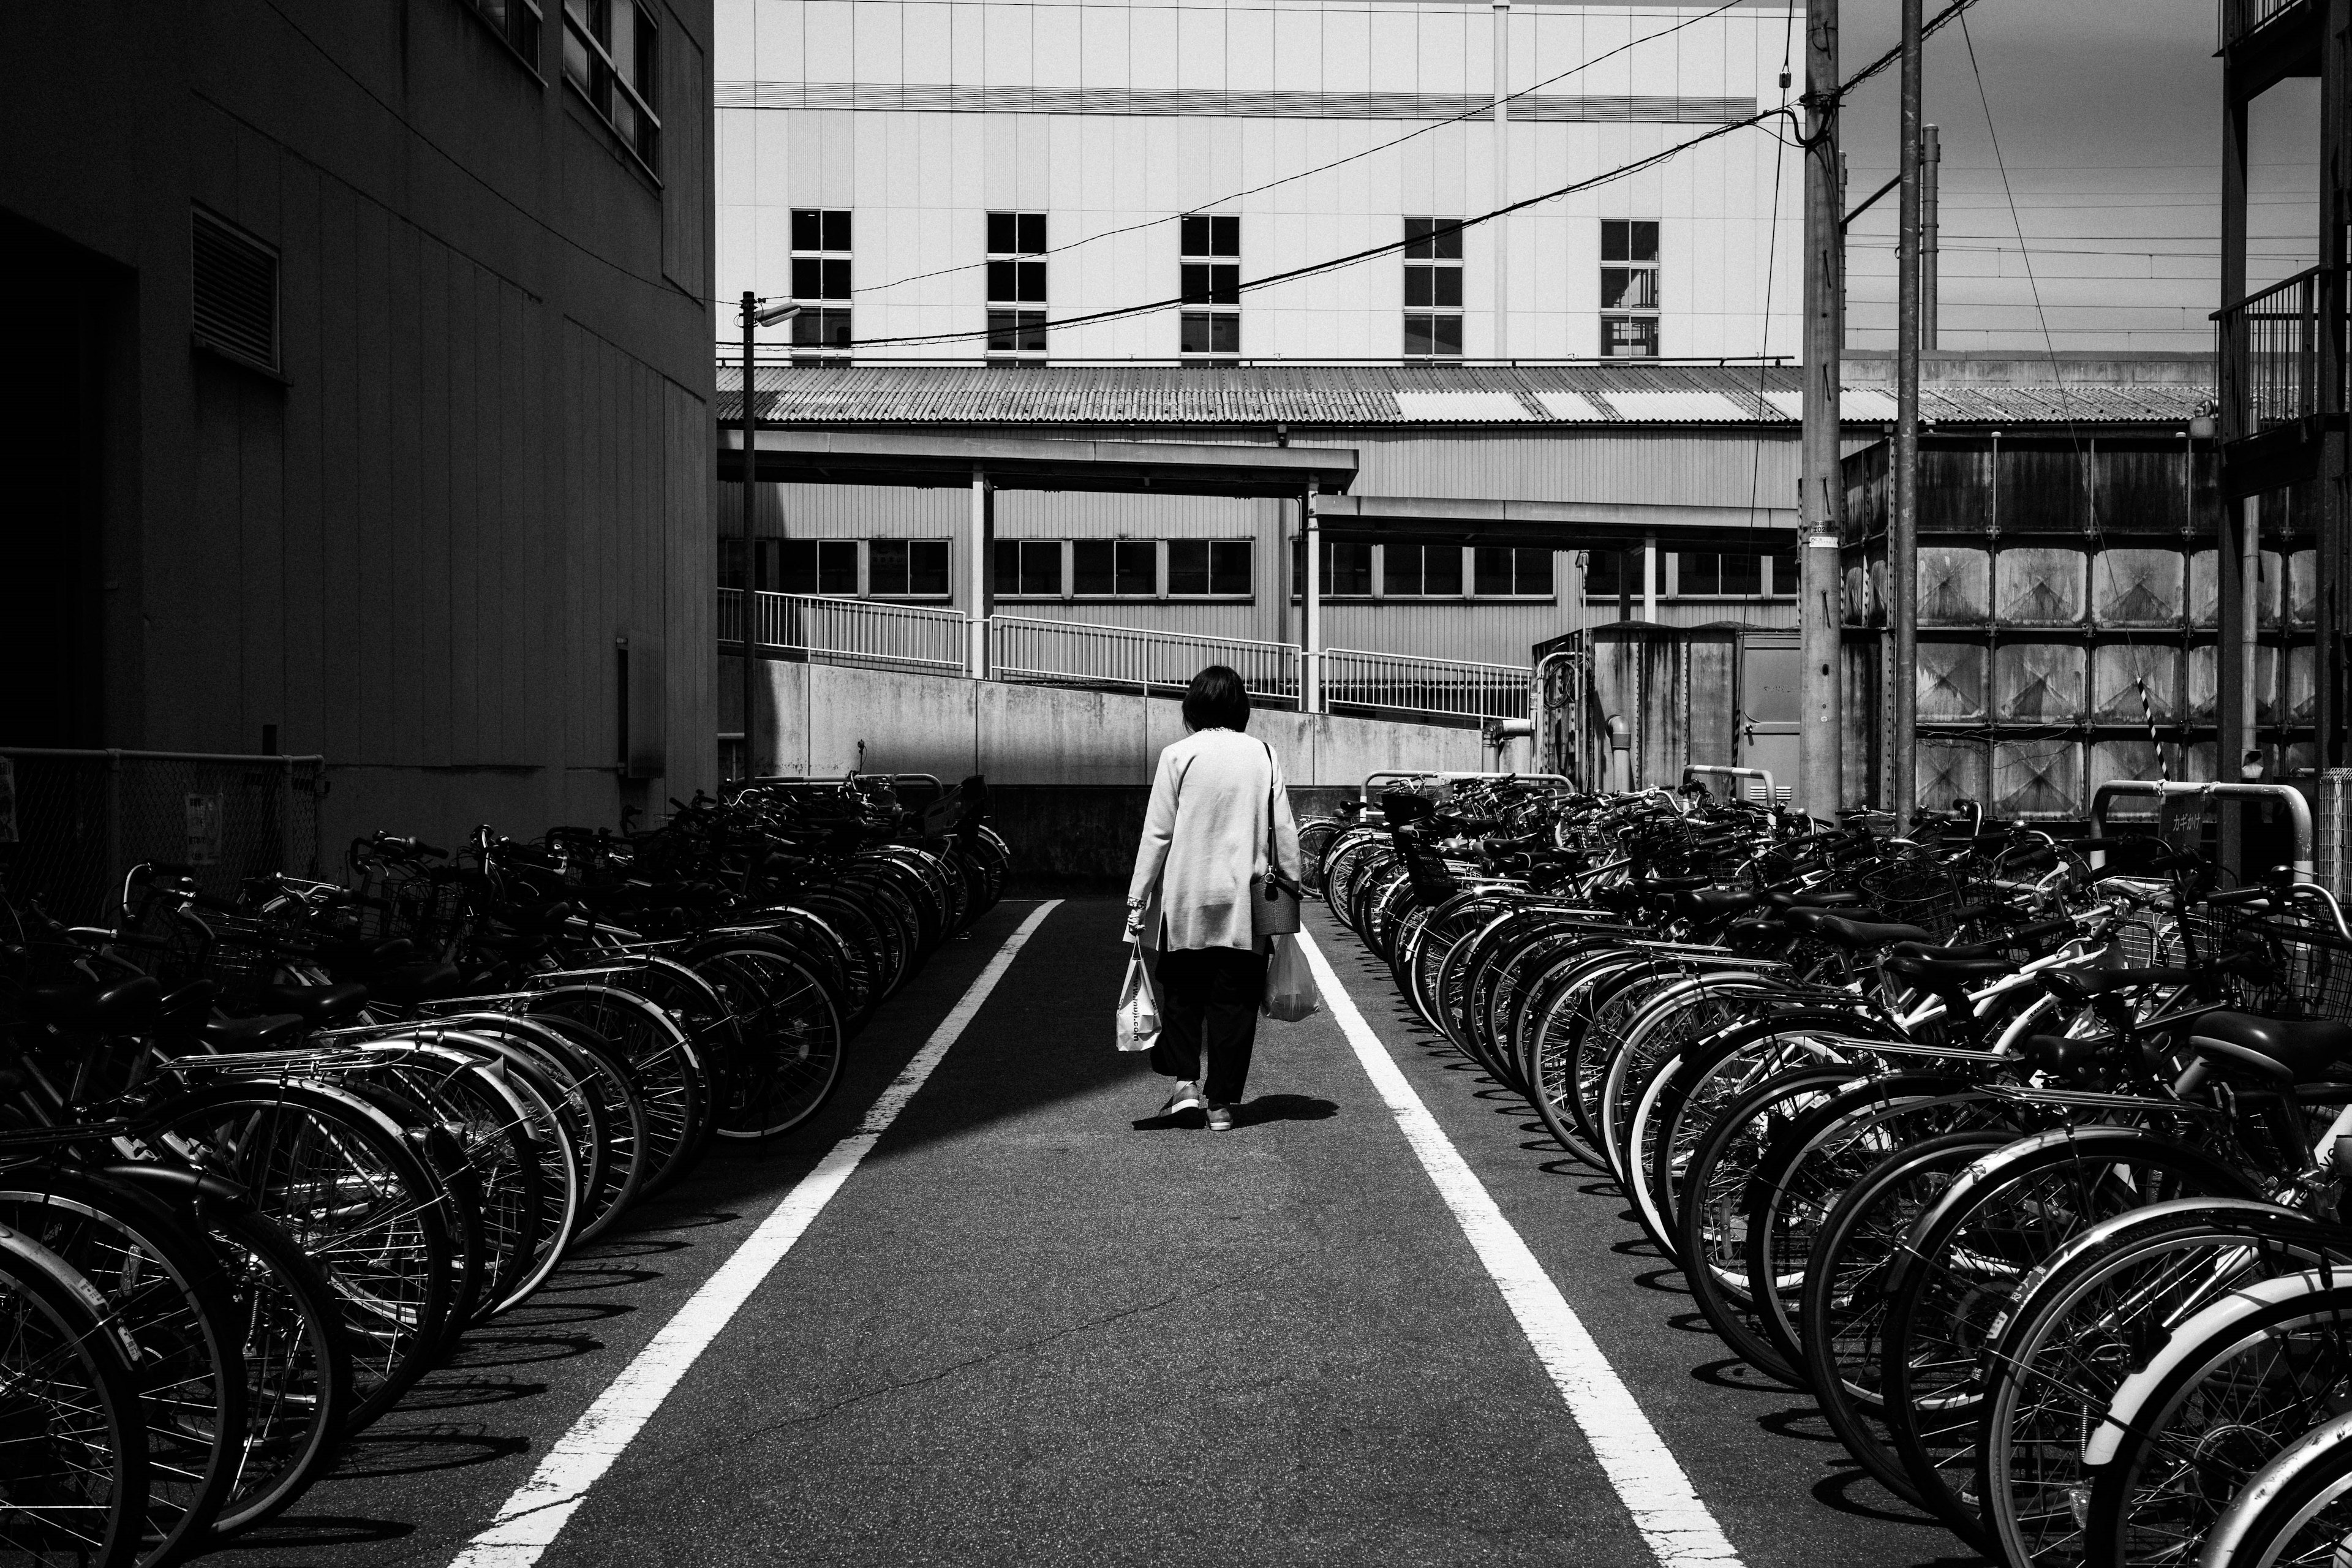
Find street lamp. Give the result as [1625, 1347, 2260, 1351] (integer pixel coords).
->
[737, 293, 798, 786]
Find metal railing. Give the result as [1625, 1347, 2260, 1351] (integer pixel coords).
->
[992, 616, 1300, 701]
[720, 588, 967, 674]
[714, 591, 1536, 723]
[2220, 0, 2305, 47]
[1322, 647, 1531, 723]
[2215, 265, 2343, 439]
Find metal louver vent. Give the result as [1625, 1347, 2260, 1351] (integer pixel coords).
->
[192, 209, 278, 372]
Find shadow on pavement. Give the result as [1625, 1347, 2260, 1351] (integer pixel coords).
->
[1130, 1093, 1340, 1131]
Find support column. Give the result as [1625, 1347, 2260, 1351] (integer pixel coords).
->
[1302, 488, 1323, 713]
[2321, 0, 2350, 767]
[2220, 496, 2250, 874]
[1891, 0, 1922, 832]
[967, 467, 991, 680]
[1643, 535, 1658, 621]
[1799, 0, 1845, 822]
[1921, 124, 1940, 351]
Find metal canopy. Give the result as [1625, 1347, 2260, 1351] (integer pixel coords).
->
[1314, 494, 1798, 549]
[718, 427, 1356, 497]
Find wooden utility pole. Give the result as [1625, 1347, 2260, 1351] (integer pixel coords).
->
[1799, 0, 1844, 821]
[1892, 0, 1923, 831]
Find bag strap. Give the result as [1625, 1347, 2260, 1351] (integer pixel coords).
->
[1262, 740, 1281, 884]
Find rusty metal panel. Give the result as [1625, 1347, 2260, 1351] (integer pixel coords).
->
[2187, 550, 2222, 628]
[1993, 641, 2087, 724]
[2185, 644, 2220, 724]
[1843, 561, 1874, 625]
[2180, 737, 2220, 782]
[2090, 739, 2164, 799]
[1916, 733, 1990, 813]
[2090, 447, 2199, 533]
[1917, 641, 1987, 723]
[2256, 643, 2283, 726]
[1994, 548, 2086, 626]
[2091, 644, 2180, 723]
[2286, 643, 2316, 726]
[1919, 546, 1992, 625]
[1992, 740, 2084, 818]
[1843, 636, 1882, 809]
[2092, 550, 2186, 627]
[2289, 549, 2319, 626]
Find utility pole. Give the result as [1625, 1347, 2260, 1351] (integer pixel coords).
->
[1921, 124, 1941, 350]
[741, 292, 759, 785]
[1799, 0, 1843, 823]
[1891, 0, 1923, 832]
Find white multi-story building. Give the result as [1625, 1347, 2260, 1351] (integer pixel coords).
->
[715, 0, 1806, 364]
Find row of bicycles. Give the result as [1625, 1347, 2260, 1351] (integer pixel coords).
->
[1310, 774, 2352, 1568]
[0, 774, 1010, 1567]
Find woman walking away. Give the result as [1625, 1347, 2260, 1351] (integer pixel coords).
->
[1126, 665, 1303, 1131]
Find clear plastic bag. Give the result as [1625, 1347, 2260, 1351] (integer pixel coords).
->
[1261, 933, 1321, 1022]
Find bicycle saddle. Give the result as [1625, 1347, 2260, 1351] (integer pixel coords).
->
[1884, 952, 2017, 990]
[1679, 888, 1762, 919]
[1763, 889, 1867, 913]
[255, 981, 370, 1025]
[2187, 1012, 2352, 1084]
[2040, 965, 2198, 1005]
[202, 1012, 306, 1050]
[1789, 911, 1935, 949]
[2018, 1033, 2109, 1077]
[26, 974, 164, 1033]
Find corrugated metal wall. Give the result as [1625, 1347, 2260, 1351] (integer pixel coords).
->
[729, 423, 1801, 666]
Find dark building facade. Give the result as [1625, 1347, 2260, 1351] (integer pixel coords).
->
[2, 0, 717, 848]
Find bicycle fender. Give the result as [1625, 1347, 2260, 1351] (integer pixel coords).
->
[1880, 1124, 2262, 1303]
[2195, 1408, 2352, 1567]
[96, 1159, 255, 1210]
[2084, 1266, 2351, 1467]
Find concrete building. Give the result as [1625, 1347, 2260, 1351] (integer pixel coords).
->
[2, 0, 720, 856]
[715, 0, 1803, 364]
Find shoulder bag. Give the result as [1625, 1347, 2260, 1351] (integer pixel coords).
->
[1253, 740, 1302, 937]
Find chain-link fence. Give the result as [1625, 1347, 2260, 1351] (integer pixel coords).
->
[0, 749, 325, 924]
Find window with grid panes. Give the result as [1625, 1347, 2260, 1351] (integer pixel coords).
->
[1291, 540, 1374, 597]
[789, 209, 853, 359]
[1167, 540, 1252, 597]
[1473, 547, 1554, 598]
[986, 211, 1048, 359]
[1584, 549, 1635, 600]
[776, 540, 859, 596]
[1403, 217, 1464, 360]
[1600, 220, 1660, 358]
[1667, 550, 1793, 598]
[1382, 544, 1464, 597]
[463, 0, 541, 69]
[1072, 540, 1157, 597]
[869, 540, 950, 598]
[562, 0, 659, 170]
[993, 540, 1065, 598]
[1180, 215, 1241, 361]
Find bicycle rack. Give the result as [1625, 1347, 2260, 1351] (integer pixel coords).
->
[2089, 778, 2315, 881]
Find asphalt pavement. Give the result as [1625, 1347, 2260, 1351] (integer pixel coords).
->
[200, 897, 1981, 1568]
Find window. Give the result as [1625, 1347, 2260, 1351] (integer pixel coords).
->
[869, 540, 951, 598]
[1584, 549, 1635, 600]
[562, 0, 660, 171]
[789, 209, 853, 360]
[463, 0, 543, 69]
[1403, 217, 1464, 360]
[191, 208, 280, 375]
[987, 211, 1048, 361]
[1292, 540, 1374, 597]
[1670, 550, 1795, 598]
[1600, 219, 1660, 358]
[1167, 540, 1253, 597]
[1073, 541, 1158, 597]
[993, 540, 1065, 598]
[1180, 214, 1241, 363]
[1474, 548, 1555, 598]
[777, 540, 859, 596]
[1382, 544, 1464, 598]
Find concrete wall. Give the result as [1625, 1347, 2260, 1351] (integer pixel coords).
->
[2, 0, 718, 856]
[728, 657, 1493, 786]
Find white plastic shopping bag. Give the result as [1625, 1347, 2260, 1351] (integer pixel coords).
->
[1115, 943, 1162, 1052]
[1261, 933, 1321, 1022]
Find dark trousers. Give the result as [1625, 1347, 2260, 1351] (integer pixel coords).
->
[1149, 944, 1268, 1107]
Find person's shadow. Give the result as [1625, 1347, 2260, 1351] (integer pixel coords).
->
[1132, 1094, 1340, 1131]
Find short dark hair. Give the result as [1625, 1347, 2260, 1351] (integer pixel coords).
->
[1182, 665, 1251, 732]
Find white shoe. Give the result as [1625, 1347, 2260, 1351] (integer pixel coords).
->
[1159, 1080, 1205, 1117]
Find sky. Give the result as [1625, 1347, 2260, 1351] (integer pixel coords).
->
[1824, 0, 2315, 352]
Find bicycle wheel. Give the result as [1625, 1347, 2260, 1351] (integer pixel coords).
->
[1798, 1128, 2019, 1508]
[689, 939, 846, 1139]
[0, 1231, 148, 1568]
[1883, 1126, 2258, 1548]
[2198, 1409, 2352, 1568]
[1977, 1197, 2342, 1568]
[525, 984, 707, 1198]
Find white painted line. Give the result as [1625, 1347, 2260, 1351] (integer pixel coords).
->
[448, 900, 1065, 1568]
[1296, 927, 1744, 1568]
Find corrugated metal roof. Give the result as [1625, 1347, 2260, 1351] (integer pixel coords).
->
[725, 363, 2214, 428]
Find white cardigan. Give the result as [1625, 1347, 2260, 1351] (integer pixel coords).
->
[1128, 727, 1305, 952]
